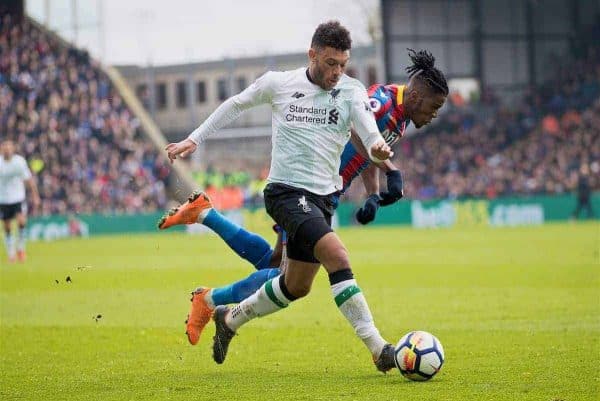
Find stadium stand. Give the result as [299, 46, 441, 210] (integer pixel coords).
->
[0, 14, 171, 215]
[392, 43, 599, 201]
[1, 11, 597, 214]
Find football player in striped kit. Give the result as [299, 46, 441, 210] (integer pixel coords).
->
[161, 26, 447, 372]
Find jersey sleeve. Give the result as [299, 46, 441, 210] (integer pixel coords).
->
[366, 83, 383, 98]
[350, 84, 386, 162]
[234, 71, 276, 107]
[188, 72, 278, 144]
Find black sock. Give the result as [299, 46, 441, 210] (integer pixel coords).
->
[328, 268, 354, 285]
[278, 274, 298, 301]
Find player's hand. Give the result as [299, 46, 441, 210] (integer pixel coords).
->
[355, 194, 381, 225]
[165, 138, 197, 164]
[379, 170, 404, 206]
[370, 141, 394, 161]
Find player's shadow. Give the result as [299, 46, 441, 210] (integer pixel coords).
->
[353, 373, 446, 386]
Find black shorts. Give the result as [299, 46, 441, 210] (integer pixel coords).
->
[0, 202, 24, 221]
[264, 183, 335, 263]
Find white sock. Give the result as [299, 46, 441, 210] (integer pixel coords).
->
[196, 207, 212, 223]
[205, 290, 216, 309]
[4, 234, 15, 258]
[17, 227, 26, 252]
[332, 279, 387, 357]
[225, 275, 292, 331]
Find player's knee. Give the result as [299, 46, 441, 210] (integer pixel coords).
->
[325, 245, 350, 268]
[314, 234, 349, 267]
[16, 217, 26, 227]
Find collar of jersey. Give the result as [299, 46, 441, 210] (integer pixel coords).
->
[305, 68, 323, 89]
[396, 84, 411, 126]
[305, 68, 338, 91]
[396, 84, 405, 106]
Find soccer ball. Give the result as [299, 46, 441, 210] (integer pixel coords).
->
[394, 331, 445, 381]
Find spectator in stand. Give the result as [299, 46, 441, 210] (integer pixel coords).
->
[572, 164, 594, 220]
[0, 14, 168, 216]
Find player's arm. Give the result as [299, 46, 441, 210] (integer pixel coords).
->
[25, 176, 41, 209]
[21, 159, 40, 211]
[166, 73, 276, 163]
[346, 131, 381, 224]
[350, 87, 393, 162]
[360, 163, 379, 195]
[350, 128, 403, 206]
[349, 128, 398, 171]
[374, 156, 404, 206]
[355, 163, 381, 225]
[350, 131, 403, 223]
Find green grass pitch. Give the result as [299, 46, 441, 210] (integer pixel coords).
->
[1, 222, 598, 400]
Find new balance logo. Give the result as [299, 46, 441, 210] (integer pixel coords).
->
[298, 195, 312, 213]
[291, 92, 305, 99]
[328, 108, 339, 125]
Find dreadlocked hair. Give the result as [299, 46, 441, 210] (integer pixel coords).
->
[405, 48, 449, 95]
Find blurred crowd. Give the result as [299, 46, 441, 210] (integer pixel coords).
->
[1, 13, 598, 216]
[391, 45, 599, 201]
[192, 166, 269, 209]
[0, 15, 169, 216]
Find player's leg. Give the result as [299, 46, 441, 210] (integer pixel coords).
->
[1, 204, 16, 263]
[213, 257, 320, 364]
[211, 184, 327, 363]
[185, 267, 280, 345]
[313, 232, 395, 372]
[2, 218, 15, 262]
[268, 227, 285, 267]
[210, 268, 282, 306]
[211, 184, 392, 368]
[186, 228, 287, 344]
[15, 206, 27, 262]
[223, 258, 319, 331]
[201, 208, 275, 270]
[159, 191, 275, 270]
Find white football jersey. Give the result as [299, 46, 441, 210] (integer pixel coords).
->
[0, 154, 32, 204]
[189, 67, 383, 195]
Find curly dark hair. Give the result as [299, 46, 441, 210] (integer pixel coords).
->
[406, 48, 449, 95]
[311, 20, 352, 51]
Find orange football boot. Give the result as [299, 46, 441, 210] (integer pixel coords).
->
[157, 190, 212, 230]
[185, 288, 214, 345]
[16, 250, 26, 262]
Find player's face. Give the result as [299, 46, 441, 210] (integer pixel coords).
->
[1, 141, 14, 158]
[412, 92, 446, 129]
[309, 46, 350, 91]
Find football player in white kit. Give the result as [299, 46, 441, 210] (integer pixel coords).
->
[162, 21, 399, 372]
[0, 140, 40, 263]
